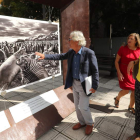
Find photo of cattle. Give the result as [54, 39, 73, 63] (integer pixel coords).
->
[0, 15, 61, 91]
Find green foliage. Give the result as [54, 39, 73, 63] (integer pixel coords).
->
[0, 0, 60, 21]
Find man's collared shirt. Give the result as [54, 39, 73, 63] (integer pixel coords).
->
[72, 47, 82, 80]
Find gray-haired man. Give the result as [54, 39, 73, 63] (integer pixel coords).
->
[35, 31, 99, 135]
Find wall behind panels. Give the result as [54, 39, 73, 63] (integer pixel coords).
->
[93, 37, 127, 55]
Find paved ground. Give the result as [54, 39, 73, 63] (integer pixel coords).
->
[0, 70, 135, 140]
[37, 71, 135, 140]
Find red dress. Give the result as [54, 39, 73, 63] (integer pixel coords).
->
[118, 45, 140, 90]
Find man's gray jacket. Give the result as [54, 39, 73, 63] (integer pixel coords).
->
[45, 46, 99, 96]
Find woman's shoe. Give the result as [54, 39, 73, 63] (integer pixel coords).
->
[128, 106, 135, 115]
[114, 97, 119, 108]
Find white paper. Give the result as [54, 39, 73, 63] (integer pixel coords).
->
[85, 76, 92, 95]
[0, 111, 10, 132]
[9, 90, 59, 123]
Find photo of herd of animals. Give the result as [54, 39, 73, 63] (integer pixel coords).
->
[0, 15, 61, 91]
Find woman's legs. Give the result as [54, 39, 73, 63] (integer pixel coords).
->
[114, 90, 129, 108]
[129, 90, 135, 108]
[115, 90, 129, 106]
[128, 90, 135, 114]
[115, 90, 135, 113]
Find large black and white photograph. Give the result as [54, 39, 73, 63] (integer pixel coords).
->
[0, 15, 61, 91]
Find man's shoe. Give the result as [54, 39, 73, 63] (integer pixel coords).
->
[85, 124, 94, 135]
[72, 123, 86, 130]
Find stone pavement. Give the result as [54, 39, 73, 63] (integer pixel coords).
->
[38, 71, 135, 140]
[0, 70, 135, 140]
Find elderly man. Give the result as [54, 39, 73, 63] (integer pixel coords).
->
[35, 30, 99, 135]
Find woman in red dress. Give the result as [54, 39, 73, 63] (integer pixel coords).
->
[114, 33, 140, 115]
